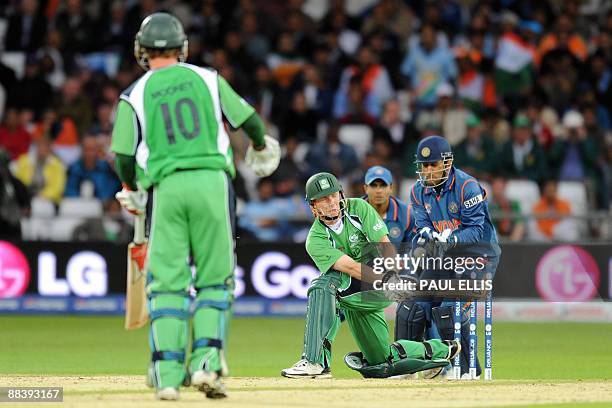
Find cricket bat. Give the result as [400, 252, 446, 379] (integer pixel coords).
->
[124, 213, 149, 330]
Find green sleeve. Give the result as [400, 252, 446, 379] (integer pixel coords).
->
[111, 100, 139, 156]
[241, 112, 266, 148]
[306, 229, 346, 273]
[114, 153, 137, 190]
[218, 75, 255, 129]
[351, 198, 388, 242]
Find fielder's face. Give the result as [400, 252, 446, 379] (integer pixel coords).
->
[311, 191, 342, 224]
[364, 180, 392, 206]
[420, 160, 447, 187]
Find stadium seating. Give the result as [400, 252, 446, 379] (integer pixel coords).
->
[338, 124, 372, 160]
[504, 180, 541, 215]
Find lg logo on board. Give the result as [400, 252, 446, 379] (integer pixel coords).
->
[0, 241, 31, 298]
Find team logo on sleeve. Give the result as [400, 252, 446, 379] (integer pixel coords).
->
[373, 221, 384, 231]
[448, 201, 458, 213]
[463, 194, 484, 209]
[390, 227, 401, 238]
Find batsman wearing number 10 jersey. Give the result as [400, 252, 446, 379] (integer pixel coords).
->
[111, 13, 280, 401]
[281, 172, 461, 379]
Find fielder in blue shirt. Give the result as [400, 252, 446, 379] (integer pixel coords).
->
[362, 165, 415, 246]
[396, 135, 501, 379]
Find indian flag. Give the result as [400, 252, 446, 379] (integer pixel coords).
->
[495, 32, 536, 73]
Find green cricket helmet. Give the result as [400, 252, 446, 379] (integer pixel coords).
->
[306, 172, 345, 221]
[305, 172, 343, 202]
[134, 12, 188, 70]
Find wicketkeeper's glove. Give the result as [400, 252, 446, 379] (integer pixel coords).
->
[115, 184, 147, 215]
[245, 135, 281, 177]
[432, 228, 458, 256]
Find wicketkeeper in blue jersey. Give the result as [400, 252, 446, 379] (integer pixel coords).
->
[398, 135, 501, 379]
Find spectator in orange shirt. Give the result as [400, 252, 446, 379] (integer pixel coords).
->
[539, 14, 587, 61]
[531, 179, 574, 240]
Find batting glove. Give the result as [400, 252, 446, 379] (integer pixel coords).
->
[245, 135, 281, 177]
[115, 185, 147, 215]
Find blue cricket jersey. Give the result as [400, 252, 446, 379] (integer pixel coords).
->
[363, 195, 416, 246]
[410, 167, 501, 257]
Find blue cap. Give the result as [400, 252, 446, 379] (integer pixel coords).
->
[415, 135, 452, 163]
[519, 20, 543, 35]
[365, 166, 393, 185]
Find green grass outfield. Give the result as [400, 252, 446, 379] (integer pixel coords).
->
[1, 316, 612, 380]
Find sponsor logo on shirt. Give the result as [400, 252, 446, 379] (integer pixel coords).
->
[349, 234, 359, 243]
[373, 221, 384, 231]
[463, 194, 483, 209]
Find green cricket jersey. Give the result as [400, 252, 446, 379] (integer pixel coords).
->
[111, 63, 255, 187]
[306, 198, 388, 293]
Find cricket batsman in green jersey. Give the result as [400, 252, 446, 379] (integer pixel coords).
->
[111, 13, 280, 400]
[281, 172, 461, 379]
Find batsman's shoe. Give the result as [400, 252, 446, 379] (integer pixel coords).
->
[445, 339, 462, 361]
[156, 387, 179, 401]
[281, 359, 332, 379]
[191, 370, 227, 399]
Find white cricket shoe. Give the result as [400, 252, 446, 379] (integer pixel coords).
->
[156, 387, 179, 400]
[191, 370, 227, 399]
[281, 359, 332, 379]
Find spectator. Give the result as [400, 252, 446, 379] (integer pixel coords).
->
[494, 13, 537, 109]
[453, 113, 495, 179]
[304, 122, 358, 178]
[0, 108, 32, 160]
[336, 77, 376, 125]
[13, 136, 66, 204]
[13, 57, 54, 118]
[334, 45, 394, 118]
[36, 31, 67, 90]
[55, 0, 94, 68]
[4, 0, 47, 52]
[373, 99, 416, 158]
[280, 92, 318, 142]
[539, 14, 588, 62]
[497, 114, 548, 183]
[238, 177, 307, 241]
[240, 12, 270, 64]
[548, 111, 598, 182]
[530, 179, 576, 240]
[54, 77, 93, 138]
[401, 24, 457, 109]
[415, 82, 468, 146]
[30, 109, 80, 166]
[455, 46, 496, 114]
[488, 176, 525, 241]
[64, 135, 120, 201]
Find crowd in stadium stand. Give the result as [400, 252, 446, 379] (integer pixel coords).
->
[0, 0, 611, 243]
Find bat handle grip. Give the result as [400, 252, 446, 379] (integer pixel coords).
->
[133, 213, 146, 244]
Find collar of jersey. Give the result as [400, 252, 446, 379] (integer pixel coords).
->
[423, 168, 456, 196]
